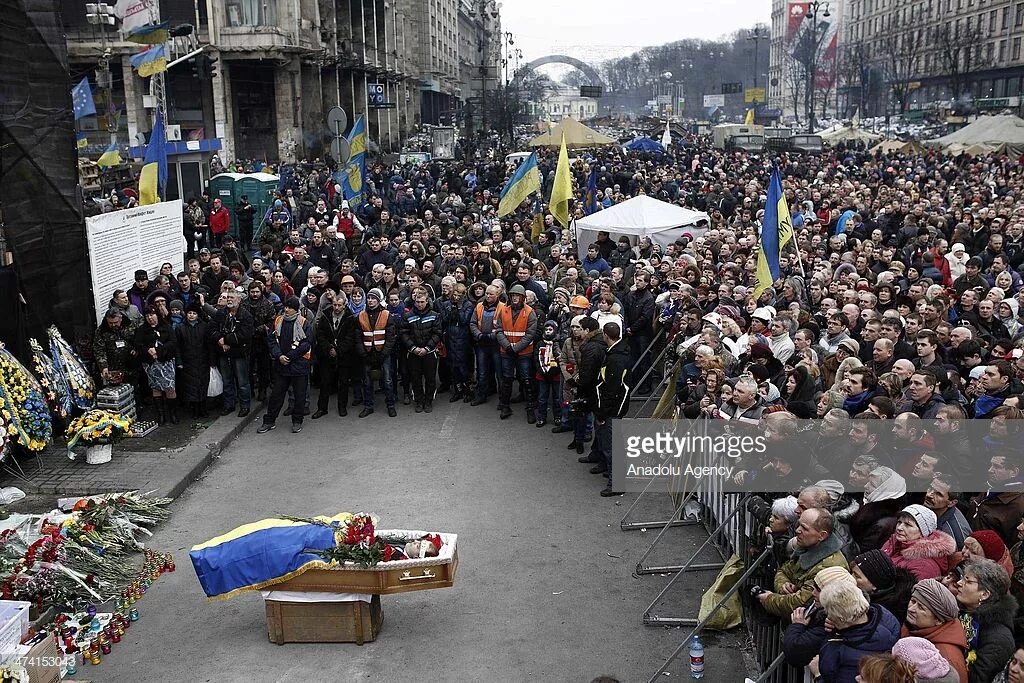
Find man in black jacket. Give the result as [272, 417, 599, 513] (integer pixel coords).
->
[577, 316, 607, 464]
[211, 290, 254, 417]
[594, 321, 631, 497]
[312, 294, 361, 418]
[400, 288, 443, 413]
[622, 272, 655, 394]
[235, 195, 256, 251]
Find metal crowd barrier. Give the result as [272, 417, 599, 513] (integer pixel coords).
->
[629, 420, 803, 683]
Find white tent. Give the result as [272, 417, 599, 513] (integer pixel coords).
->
[820, 126, 882, 145]
[573, 195, 710, 260]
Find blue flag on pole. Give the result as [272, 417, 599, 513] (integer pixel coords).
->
[72, 77, 96, 120]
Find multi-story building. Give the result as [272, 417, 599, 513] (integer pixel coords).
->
[63, 0, 418, 188]
[529, 87, 598, 122]
[844, 0, 1024, 115]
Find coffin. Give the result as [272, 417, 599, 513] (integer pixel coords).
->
[268, 530, 458, 595]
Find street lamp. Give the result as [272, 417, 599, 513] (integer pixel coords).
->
[86, 2, 117, 144]
[805, 1, 831, 132]
[748, 26, 766, 105]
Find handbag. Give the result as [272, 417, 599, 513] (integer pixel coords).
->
[207, 365, 224, 397]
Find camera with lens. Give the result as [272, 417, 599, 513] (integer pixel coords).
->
[746, 495, 774, 527]
[749, 585, 768, 597]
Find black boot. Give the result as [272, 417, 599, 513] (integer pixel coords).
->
[155, 398, 166, 425]
[449, 385, 462, 403]
[167, 398, 179, 424]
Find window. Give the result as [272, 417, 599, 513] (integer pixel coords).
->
[988, 42, 995, 61]
[1017, 2, 1024, 26]
[990, 9, 998, 30]
[1004, 6, 1011, 28]
[1001, 39, 1007, 60]
[226, 0, 276, 26]
[1014, 36, 1022, 58]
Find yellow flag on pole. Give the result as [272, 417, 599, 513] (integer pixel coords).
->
[549, 133, 572, 229]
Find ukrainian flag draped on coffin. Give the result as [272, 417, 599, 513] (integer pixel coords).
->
[190, 513, 352, 600]
[497, 151, 540, 217]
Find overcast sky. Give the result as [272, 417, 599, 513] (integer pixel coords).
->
[502, 0, 771, 68]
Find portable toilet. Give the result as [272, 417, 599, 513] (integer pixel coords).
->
[208, 173, 244, 234]
[235, 172, 279, 238]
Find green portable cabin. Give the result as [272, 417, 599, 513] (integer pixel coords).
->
[208, 172, 279, 239]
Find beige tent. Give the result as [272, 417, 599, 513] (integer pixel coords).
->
[528, 117, 617, 149]
[926, 113, 1024, 155]
[869, 139, 924, 155]
[821, 126, 882, 146]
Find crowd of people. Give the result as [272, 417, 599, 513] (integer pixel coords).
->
[88, 127, 1024, 679]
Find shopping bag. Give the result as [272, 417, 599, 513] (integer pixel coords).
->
[207, 365, 224, 397]
[697, 553, 744, 630]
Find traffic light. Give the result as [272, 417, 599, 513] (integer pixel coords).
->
[190, 54, 218, 81]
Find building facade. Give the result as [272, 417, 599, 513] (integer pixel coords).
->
[528, 87, 598, 122]
[844, 0, 1024, 115]
[63, 0, 501, 175]
[768, 0, 846, 122]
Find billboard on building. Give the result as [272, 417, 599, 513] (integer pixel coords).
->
[787, 0, 839, 88]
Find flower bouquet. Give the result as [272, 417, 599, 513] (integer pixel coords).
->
[30, 338, 73, 419]
[69, 492, 173, 550]
[0, 343, 52, 455]
[48, 326, 95, 410]
[65, 410, 133, 463]
[280, 514, 441, 567]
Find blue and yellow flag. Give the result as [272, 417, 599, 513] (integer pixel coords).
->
[497, 151, 540, 217]
[341, 116, 367, 206]
[75, 132, 88, 149]
[744, 108, 755, 125]
[125, 20, 169, 45]
[754, 164, 791, 300]
[549, 133, 572, 229]
[130, 44, 167, 77]
[139, 109, 167, 205]
[96, 142, 122, 168]
[584, 168, 599, 215]
[190, 514, 352, 600]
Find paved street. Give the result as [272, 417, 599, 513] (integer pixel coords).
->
[88, 396, 748, 682]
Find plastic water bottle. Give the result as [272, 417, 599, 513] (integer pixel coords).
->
[689, 635, 705, 679]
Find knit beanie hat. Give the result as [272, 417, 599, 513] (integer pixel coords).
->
[902, 504, 937, 537]
[892, 637, 951, 680]
[544, 320, 559, 332]
[570, 315, 585, 328]
[910, 579, 959, 623]
[814, 566, 857, 591]
[168, 299, 184, 312]
[969, 530, 1008, 562]
[367, 288, 385, 303]
[553, 286, 571, 303]
[852, 549, 896, 590]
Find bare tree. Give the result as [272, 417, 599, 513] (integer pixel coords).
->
[784, 54, 805, 124]
[937, 22, 990, 101]
[837, 40, 872, 117]
[877, 17, 924, 114]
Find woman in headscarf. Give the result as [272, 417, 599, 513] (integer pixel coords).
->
[783, 366, 818, 417]
[851, 467, 908, 552]
[998, 299, 1021, 339]
[901, 579, 970, 683]
[346, 286, 366, 317]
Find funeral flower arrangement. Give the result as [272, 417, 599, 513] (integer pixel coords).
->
[282, 513, 444, 567]
[0, 492, 172, 610]
[0, 343, 52, 455]
[65, 409, 133, 454]
[48, 326, 95, 410]
[30, 338, 74, 419]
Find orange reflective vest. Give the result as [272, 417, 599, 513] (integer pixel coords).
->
[358, 309, 390, 351]
[497, 303, 534, 356]
[475, 301, 505, 332]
